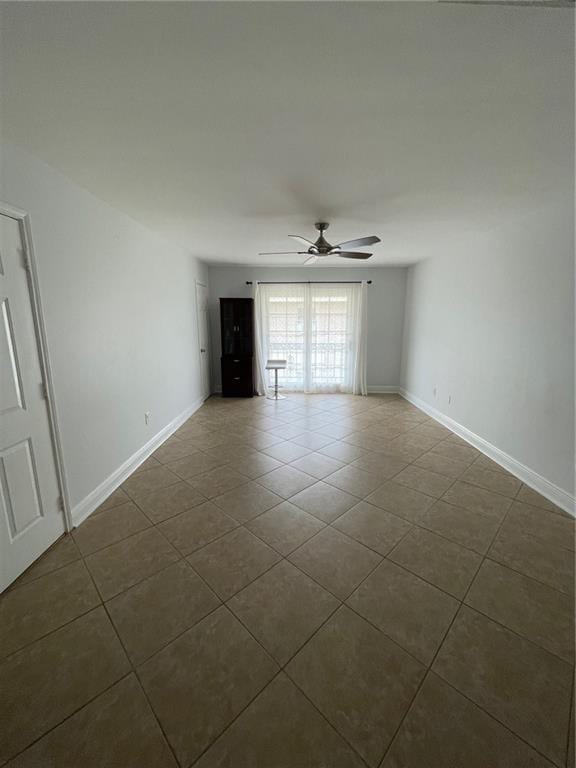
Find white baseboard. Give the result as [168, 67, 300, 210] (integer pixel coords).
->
[71, 398, 204, 527]
[399, 388, 575, 518]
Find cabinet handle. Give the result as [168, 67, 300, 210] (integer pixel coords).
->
[233, 377, 240, 381]
[233, 359, 239, 363]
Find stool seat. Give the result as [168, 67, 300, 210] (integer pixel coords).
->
[265, 359, 287, 400]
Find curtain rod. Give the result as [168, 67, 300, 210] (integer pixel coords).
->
[245, 280, 372, 285]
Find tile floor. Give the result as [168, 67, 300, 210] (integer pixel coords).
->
[1, 393, 574, 767]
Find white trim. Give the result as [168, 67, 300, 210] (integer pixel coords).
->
[367, 385, 400, 394]
[71, 397, 204, 527]
[0, 202, 73, 531]
[400, 388, 575, 517]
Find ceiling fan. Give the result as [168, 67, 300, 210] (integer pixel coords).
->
[259, 222, 381, 264]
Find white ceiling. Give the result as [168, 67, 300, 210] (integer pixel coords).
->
[1, 2, 572, 265]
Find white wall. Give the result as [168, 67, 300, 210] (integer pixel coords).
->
[207, 265, 408, 393]
[0, 145, 208, 516]
[401, 205, 574, 507]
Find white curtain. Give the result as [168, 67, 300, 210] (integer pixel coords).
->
[252, 282, 269, 396]
[253, 282, 368, 395]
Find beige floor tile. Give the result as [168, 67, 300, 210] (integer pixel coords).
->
[228, 561, 339, 665]
[383, 672, 555, 768]
[201, 442, 257, 462]
[347, 559, 458, 664]
[388, 432, 440, 455]
[241, 432, 286, 450]
[313, 422, 356, 439]
[287, 606, 425, 766]
[418, 499, 501, 554]
[106, 561, 219, 664]
[187, 465, 249, 499]
[471, 453, 514, 475]
[465, 559, 574, 664]
[133, 481, 206, 524]
[94, 487, 131, 513]
[0, 607, 129, 764]
[246, 501, 325, 555]
[152, 438, 200, 464]
[290, 451, 344, 480]
[11, 534, 81, 587]
[257, 465, 316, 498]
[442, 481, 512, 521]
[158, 501, 237, 555]
[393, 465, 454, 499]
[319, 441, 367, 463]
[166, 452, 227, 480]
[503, 500, 574, 552]
[345, 431, 392, 453]
[72, 501, 150, 555]
[433, 606, 572, 765]
[266, 424, 308, 440]
[289, 481, 358, 523]
[516, 484, 564, 513]
[85, 528, 180, 600]
[121, 465, 180, 498]
[211, 481, 283, 523]
[414, 451, 470, 479]
[460, 464, 522, 498]
[227, 451, 284, 479]
[194, 674, 364, 768]
[139, 606, 277, 767]
[5, 675, 177, 768]
[389, 527, 482, 599]
[430, 441, 479, 464]
[488, 526, 575, 595]
[409, 422, 452, 440]
[262, 441, 312, 463]
[186, 432, 235, 450]
[334, 501, 412, 555]
[0, 561, 100, 659]
[350, 452, 408, 480]
[365, 481, 435, 522]
[132, 456, 162, 475]
[325, 465, 383, 498]
[290, 431, 336, 450]
[289, 527, 382, 599]
[189, 528, 281, 599]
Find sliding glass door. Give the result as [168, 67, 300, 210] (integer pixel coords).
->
[256, 282, 367, 394]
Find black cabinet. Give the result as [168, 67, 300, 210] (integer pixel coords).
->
[220, 298, 254, 397]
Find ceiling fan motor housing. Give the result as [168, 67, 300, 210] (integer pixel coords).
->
[313, 222, 333, 254]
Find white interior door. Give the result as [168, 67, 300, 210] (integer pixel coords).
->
[196, 282, 211, 399]
[0, 214, 65, 591]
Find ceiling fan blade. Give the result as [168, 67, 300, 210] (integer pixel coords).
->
[332, 235, 381, 250]
[303, 255, 319, 265]
[258, 251, 307, 255]
[338, 252, 373, 260]
[289, 235, 318, 249]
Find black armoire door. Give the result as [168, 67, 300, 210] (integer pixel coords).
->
[220, 298, 254, 397]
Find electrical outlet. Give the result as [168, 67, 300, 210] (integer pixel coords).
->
[145, 411, 151, 425]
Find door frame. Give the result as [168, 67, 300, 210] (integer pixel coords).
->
[0, 201, 72, 532]
[195, 279, 211, 400]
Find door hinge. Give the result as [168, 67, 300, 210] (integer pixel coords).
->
[40, 381, 49, 400]
[57, 495, 65, 512]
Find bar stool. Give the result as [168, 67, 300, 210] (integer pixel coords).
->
[265, 359, 287, 400]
